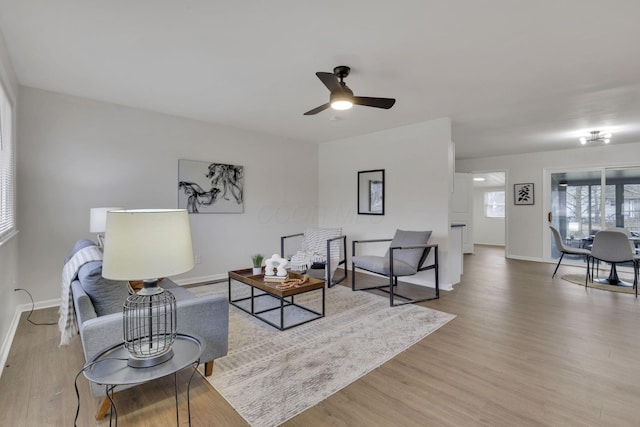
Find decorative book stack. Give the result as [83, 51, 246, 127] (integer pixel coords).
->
[263, 274, 288, 282]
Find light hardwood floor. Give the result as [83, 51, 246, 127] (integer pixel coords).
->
[2, 245, 640, 426]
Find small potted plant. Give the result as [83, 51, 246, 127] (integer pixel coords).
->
[251, 254, 264, 275]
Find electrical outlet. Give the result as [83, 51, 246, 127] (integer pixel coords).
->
[194, 255, 202, 265]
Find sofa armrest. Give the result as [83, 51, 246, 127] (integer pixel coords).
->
[79, 312, 129, 397]
[71, 280, 98, 329]
[176, 293, 229, 364]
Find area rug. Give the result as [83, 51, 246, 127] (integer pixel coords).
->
[191, 282, 455, 427]
[561, 273, 636, 294]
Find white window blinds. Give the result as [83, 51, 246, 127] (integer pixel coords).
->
[0, 81, 15, 242]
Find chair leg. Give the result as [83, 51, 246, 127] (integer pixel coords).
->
[96, 395, 113, 420]
[585, 256, 590, 287]
[586, 256, 590, 282]
[635, 261, 638, 298]
[327, 234, 347, 287]
[584, 256, 589, 288]
[552, 252, 565, 278]
[351, 263, 356, 290]
[389, 274, 395, 307]
[328, 264, 347, 287]
[204, 361, 214, 376]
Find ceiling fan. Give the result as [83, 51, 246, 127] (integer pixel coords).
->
[304, 66, 396, 115]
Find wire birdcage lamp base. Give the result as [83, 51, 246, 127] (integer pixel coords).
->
[123, 280, 177, 368]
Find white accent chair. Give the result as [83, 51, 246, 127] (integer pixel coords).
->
[280, 228, 347, 287]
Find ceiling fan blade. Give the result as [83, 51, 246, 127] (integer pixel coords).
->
[304, 102, 331, 115]
[316, 72, 342, 92]
[352, 96, 396, 109]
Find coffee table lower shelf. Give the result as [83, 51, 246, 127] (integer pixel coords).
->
[228, 269, 325, 331]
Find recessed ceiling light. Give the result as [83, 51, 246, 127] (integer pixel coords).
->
[473, 177, 486, 182]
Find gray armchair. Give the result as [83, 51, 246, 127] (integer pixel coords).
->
[351, 229, 439, 306]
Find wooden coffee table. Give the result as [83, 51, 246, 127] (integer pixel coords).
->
[228, 269, 325, 330]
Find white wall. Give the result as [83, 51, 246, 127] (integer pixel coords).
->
[318, 119, 455, 289]
[457, 142, 640, 260]
[0, 30, 20, 374]
[17, 87, 319, 302]
[451, 173, 474, 253]
[473, 186, 505, 246]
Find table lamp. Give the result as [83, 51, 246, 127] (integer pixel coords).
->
[90, 207, 124, 248]
[102, 209, 194, 368]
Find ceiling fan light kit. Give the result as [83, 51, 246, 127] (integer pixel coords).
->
[304, 65, 396, 115]
[579, 130, 612, 145]
[330, 94, 353, 111]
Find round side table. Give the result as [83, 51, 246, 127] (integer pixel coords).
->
[83, 334, 204, 426]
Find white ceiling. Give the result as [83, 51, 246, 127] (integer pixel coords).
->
[1, 1, 639, 159]
[472, 172, 506, 188]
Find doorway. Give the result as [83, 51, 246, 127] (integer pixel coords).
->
[472, 171, 506, 247]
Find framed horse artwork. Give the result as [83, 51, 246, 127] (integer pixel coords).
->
[178, 159, 244, 213]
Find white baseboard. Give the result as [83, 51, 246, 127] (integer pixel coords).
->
[0, 297, 59, 380]
[0, 307, 22, 380]
[505, 254, 544, 263]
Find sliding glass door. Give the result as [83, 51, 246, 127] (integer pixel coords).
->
[604, 169, 640, 231]
[549, 167, 640, 262]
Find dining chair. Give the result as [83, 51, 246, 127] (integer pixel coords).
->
[549, 225, 591, 279]
[588, 229, 638, 296]
[591, 227, 637, 277]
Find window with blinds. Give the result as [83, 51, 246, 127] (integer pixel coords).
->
[0, 80, 15, 243]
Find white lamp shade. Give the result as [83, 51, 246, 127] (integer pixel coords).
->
[90, 207, 125, 233]
[102, 209, 194, 281]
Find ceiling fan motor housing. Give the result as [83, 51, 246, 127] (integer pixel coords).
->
[333, 65, 351, 80]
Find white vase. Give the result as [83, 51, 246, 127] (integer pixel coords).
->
[252, 267, 262, 275]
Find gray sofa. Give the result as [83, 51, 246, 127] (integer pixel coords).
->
[68, 239, 229, 401]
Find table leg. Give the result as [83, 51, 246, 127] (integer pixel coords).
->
[280, 296, 285, 330]
[106, 385, 117, 427]
[186, 359, 199, 427]
[251, 285, 255, 313]
[608, 264, 620, 283]
[594, 262, 634, 287]
[174, 372, 179, 426]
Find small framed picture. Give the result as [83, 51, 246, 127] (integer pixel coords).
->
[514, 183, 534, 205]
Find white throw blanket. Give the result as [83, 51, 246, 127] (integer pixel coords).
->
[58, 245, 103, 346]
[289, 228, 342, 281]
